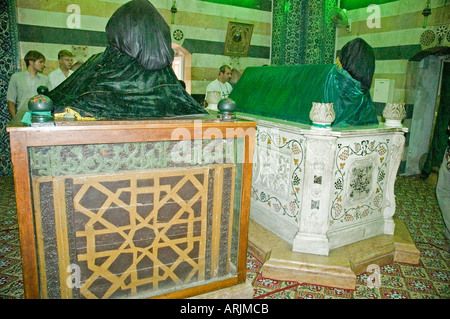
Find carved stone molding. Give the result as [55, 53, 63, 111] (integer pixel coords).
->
[293, 135, 337, 255]
[383, 133, 406, 234]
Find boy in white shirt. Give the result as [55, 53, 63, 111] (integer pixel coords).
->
[6, 50, 50, 118]
[48, 50, 74, 90]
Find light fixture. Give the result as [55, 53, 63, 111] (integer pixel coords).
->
[422, 0, 431, 28]
[171, 0, 177, 25]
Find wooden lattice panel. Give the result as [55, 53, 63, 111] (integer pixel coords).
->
[32, 165, 236, 299]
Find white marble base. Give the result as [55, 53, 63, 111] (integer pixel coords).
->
[292, 217, 387, 255]
[250, 203, 297, 245]
[384, 217, 396, 235]
[327, 217, 385, 250]
[384, 119, 403, 127]
[292, 233, 329, 255]
[248, 218, 420, 290]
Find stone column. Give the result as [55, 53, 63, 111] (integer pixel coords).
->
[292, 134, 338, 255]
[383, 133, 406, 234]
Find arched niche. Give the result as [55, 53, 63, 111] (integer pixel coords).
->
[171, 43, 192, 94]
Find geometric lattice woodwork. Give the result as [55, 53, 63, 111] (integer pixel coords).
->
[32, 165, 237, 299]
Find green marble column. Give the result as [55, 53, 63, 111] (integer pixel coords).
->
[271, 0, 337, 66]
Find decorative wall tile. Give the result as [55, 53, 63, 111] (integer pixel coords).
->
[0, 0, 19, 176]
[271, 0, 337, 66]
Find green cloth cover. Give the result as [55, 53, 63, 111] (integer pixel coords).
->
[229, 64, 378, 127]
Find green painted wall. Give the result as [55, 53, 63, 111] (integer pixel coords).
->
[340, 0, 398, 11]
[199, 0, 272, 11]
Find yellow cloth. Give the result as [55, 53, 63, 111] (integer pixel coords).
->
[53, 107, 99, 121]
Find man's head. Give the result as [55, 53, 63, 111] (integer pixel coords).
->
[218, 65, 232, 83]
[58, 50, 74, 71]
[24, 50, 46, 73]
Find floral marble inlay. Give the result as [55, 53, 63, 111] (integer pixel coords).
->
[251, 127, 305, 222]
[348, 162, 374, 200]
[331, 138, 389, 227]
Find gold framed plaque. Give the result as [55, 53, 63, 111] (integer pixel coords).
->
[223, 22, 254, 57]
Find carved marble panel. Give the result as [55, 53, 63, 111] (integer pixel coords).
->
[250, 126, 305, 223]
[298, 136, 336, 236]
[330, 137, 390, 229]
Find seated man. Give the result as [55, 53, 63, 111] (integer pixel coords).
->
[206, 65, 233, 99]
[204, 65, 233, 111]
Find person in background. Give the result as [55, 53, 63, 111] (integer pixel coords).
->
[229, 68, 241, 88]
[49, 50, 74, 90]
[206, 65, 233, 99]
[436, 123, 450, 240]
[6, 50, 50, 118]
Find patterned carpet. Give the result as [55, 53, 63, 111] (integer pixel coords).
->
[0, 175, 449, 299]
